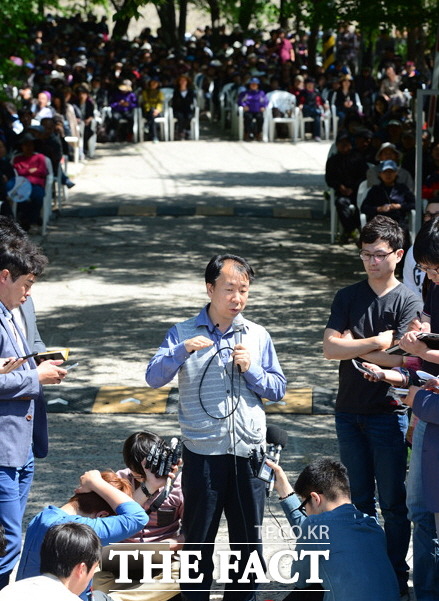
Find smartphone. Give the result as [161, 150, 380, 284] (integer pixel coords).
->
[416, 370, 435, 382]
[351, 359, 376, 377]
[19, 352, 38, 360]
[65, 362, 79, 371]
[257, 455, 274, 483]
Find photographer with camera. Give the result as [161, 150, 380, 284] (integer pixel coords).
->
[93, 431, 183, 601]
[268, 458, 399, 601]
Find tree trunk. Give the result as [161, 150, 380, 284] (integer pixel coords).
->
[238, 0, 257, 32]
[294, 1, 302, 34]
[207, 0, 221, 50]
[279, 0, 288, 29]
[307, 26, 319, 76]
[178, 0, 188, 49]
[156, 0, 178, 49]
[112, 16, 131, 40]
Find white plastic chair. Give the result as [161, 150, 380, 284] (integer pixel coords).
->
[168, 89, 200, 141]
[266, 91, 299, 143]
[194, 73, 206, 111]
[64, 135, 80, 165]
[233, 103, 270, 142]
[54, 157, 69, 211]
[327, 188, 341, 244]
[11, 156, 53, 235]
[219, 83, 237, 130]
[297, 107, 326, 140]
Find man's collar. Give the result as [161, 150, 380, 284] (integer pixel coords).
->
[195, 304, 216, 333]
[195, 304, 247, 335]
[0, 301, 11, 319]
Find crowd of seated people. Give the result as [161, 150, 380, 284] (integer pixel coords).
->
[0, 14, 435, 150]
[0, 14, 437, 232]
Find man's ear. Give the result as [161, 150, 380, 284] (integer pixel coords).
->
[396, 248, 404, 262]
[95, 510, 110, 518]
[71, 561, 86, 579]
[206, 282, 214, 298]
[310, 491, 323, 507]
[0, 270, 10, 284]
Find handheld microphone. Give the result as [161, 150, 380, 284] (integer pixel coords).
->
[232, 314, 245, 372]
[232, 314, 245, 346]
[164, 437, 180, 495]
[266, 425, 288, 496]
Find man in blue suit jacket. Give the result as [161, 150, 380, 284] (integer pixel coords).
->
[0, 236, 67, 589]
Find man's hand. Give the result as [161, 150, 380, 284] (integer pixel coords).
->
[184, 336, 213, 353]
[36, 359, 67, 384]
[421, 378, 439, 392]
[75, 470, 102, 493]
[0, 357, 26, 373]
[407, 318, 429, 333]
[232, 344, 251, 373]
[375, 329, 394, 350]
[399, 331, 428, 357]
[266, 459, 293, 498]
[361, 362, 385, 382]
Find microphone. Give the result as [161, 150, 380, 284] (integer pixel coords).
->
[266, 425, 288, 495]
[164, 437, 180, 495]
[232, 314, 245, 346]
[232, 314, 245, 372]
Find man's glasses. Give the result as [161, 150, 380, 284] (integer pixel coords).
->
[416, 264, 439, 276]
[297, 495, 312, 515]
[359, 250, 396, 262]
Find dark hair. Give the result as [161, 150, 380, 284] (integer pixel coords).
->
[294, 458, 350, 502]
[68, 471, 132, 515]
[0, 216, 26, 242]
[123, 431, 163, 475]
[359, 215, 404, 251]
[413, 215, 439, 266]
[204, 254, 255, 285]
[0, 236, 48, 281]
[40, 523, 101, 579]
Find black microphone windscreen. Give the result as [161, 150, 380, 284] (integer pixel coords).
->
[266, 425, 288, 448]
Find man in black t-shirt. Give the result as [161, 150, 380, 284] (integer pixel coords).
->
[323, 216, 422, 597]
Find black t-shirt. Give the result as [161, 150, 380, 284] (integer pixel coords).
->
[326, 279, 423, 414]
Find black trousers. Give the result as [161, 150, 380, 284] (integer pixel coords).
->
[243, 112, 264, 136]
[181, 447, 266, 601]
[335, 195, 360, 233]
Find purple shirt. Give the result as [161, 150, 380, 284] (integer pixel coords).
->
[238, 89, 268, 113]
[110, 91, 138, 112]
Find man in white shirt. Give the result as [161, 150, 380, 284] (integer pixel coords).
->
[0, 522, 101, 601]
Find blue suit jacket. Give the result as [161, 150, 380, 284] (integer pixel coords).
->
[0, 312, 48, 468]
[413, 390, 439, 512]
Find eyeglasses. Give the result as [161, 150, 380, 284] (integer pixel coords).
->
[416, 264, 439, 276]
[359, 250, 396, 262]
[297, 495, 312, 515]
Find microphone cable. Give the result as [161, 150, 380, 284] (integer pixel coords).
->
[198, 344, 241, 419]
